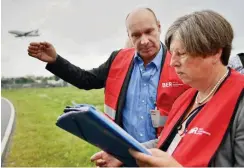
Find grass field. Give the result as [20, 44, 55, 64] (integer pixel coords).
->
[2, 87, 105, 167]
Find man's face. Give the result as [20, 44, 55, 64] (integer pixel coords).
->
[126, 11, 161, 62]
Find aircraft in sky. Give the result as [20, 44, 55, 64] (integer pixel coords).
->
[8, 29, 40, 37]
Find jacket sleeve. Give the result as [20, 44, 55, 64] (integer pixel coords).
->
[233, 92, 244, 167]
[45, 50, 120, 90]
[211, 92, 244, 167]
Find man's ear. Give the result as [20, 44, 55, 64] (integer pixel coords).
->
[157, 20, 161, 33]
[127, 28, 131, 38]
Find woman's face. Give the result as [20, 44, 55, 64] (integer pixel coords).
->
[169, 38, 215, 86]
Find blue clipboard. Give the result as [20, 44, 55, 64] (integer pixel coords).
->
[56, 106, 151, 167]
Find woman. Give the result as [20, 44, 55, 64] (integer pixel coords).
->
[129, 10, 244, 167]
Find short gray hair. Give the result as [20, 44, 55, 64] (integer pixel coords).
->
[165, 10, 233, 65]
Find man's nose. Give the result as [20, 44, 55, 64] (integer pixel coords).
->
[140, 34, 149, 45]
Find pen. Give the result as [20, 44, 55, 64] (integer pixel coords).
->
[154, 101, 157, 110]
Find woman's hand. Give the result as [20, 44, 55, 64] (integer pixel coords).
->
[129, 148, 182, 167]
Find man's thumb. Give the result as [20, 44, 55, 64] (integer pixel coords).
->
[90, 151, 104, 161]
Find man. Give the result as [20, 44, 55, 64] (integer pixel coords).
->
[228, 52, 244, 74]
[28, 7, 189, 166]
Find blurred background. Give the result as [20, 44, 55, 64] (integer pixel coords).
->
[2, 0, 244, 78]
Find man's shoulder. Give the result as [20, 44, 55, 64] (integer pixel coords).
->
[115, 48, 135, 53]
[111, 48, 135, 59]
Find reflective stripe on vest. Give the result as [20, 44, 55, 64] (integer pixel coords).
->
[104, 104, 116, 120]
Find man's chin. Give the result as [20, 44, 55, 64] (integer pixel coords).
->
[141, 51, 157, 58]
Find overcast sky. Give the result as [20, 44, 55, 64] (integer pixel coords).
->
[1, 0, 244, 77]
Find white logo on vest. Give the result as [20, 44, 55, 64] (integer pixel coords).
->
[188, 127, 211, 136]
[162, 82, 184, 88]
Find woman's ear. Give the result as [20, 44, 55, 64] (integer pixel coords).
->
[212, 49, 222, 64]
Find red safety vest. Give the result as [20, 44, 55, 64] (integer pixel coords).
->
[104, 48, 189, 136]
[157, 70, 244, 166]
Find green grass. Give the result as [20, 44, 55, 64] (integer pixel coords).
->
[2, 87, 105, 167]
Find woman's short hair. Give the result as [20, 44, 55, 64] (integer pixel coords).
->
[165, 10, 233, 65]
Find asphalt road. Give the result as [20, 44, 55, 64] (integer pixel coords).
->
[1, 98, 11, 141]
